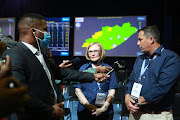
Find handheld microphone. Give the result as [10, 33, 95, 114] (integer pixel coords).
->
[66, 57, 80, 64]
[97, 61, 120, 83]
[0, 58, 15, 88]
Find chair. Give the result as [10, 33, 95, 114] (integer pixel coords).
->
[113, 84, 129, 120]
[120, 94, 129, 120]
[173, 93, 180, 120]
[68, 85, 79, 111]
[56, 81, 72, 120]
[64, 108, 71, 120]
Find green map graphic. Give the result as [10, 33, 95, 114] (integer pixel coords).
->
[82, 22, 138, 50]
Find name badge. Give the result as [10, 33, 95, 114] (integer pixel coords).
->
[131, 82, 142, 98]
[95, 93, 106, 106]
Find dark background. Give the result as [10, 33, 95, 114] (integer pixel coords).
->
[0, 0, 179, 71]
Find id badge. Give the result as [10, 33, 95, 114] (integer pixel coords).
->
[95, 93, 106, 106]
[131, 82, 142, 98]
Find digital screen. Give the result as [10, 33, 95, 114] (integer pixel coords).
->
[74, 16, 147, 57]
[0, 18, 15, 40]
[45, 17, 70, 56]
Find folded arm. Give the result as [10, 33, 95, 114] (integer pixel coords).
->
[92, 89, 115, 116]
[75, 88, 97, 111]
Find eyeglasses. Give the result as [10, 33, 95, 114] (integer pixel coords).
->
[88, 50, 100, 54]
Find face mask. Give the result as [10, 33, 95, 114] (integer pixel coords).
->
[33, 28, 51, 48]
[40, 32, 51, 48]
[90, 58, 102, 65]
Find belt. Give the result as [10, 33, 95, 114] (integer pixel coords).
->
[140, 109, 171, 114]
[141, 111, 162, 114]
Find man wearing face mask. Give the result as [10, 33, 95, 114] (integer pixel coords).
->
[2, 13, 109, 120]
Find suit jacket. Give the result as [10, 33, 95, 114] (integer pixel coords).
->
[2, 41, 95, 120]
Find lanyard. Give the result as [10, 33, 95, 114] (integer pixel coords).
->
[139, 55, 157, 82]
[97, 82, 102, 91]
[91, 64, 102, 91]
[138, 47, 164, 82]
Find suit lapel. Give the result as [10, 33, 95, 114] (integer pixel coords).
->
[43, 56, 58, 91]
[17, 42, 58, 92]
[16, 42, 49, 80]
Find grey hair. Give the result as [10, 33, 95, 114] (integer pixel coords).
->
[0, 34, 17, 48]
[139, 25, 160, 43]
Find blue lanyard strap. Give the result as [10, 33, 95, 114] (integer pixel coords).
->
[139, 55, 157, 81]
[97, 82, 101, 90]
[139, 47, 164, 82]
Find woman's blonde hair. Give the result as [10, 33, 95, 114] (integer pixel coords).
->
[85, 42, 105, 60]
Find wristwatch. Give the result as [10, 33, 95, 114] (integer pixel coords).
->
[135, 98, 141, 107]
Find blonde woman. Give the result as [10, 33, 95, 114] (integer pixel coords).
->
[74, 42, 118, 120]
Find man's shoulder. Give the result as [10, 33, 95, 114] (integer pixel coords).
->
[2, 45, 27, 62]
[163, 49, 179, 55]
[3, 45, 22, 55]
[162, 49, 180, 60]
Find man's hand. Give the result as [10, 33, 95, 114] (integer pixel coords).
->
[94, 73, 110, 82]
[0, 77, 30, 116]
[59, 60, 72, 68]
[0, 56, 30, 116]
[96, 66, 112, 73]
[0, 55, 12, 78]
[52, 103, 64, 119]
[138, 96, 148, 105]
[125, 94, 140, 114]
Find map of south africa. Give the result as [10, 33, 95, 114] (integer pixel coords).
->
[82, 22, 138, 50]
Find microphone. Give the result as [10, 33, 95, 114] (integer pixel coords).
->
[98, 61, 121, 83]
[66, 57, 80, 64]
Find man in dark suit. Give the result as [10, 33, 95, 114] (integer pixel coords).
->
[2, 13, 109, 120]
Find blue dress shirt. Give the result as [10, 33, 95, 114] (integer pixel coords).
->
[125, 45, 180, 111]
[73, 62, 118, 114]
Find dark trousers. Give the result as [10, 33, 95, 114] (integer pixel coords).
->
[77, 109, 114, 120]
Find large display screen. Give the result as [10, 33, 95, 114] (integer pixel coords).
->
[45, 17, 70, 56]
[0, 18, 15, 40]
[74, 16, 147, 57]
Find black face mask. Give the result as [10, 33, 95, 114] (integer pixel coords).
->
[90, 59, 102, 65]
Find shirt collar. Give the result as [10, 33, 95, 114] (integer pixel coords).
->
[87, 61, 105, 68]
[22, 42, 38, 55]
[153, 45, 164, 55]
[143, 45, 164, 59]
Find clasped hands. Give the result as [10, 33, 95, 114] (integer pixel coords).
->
[125, 94, 148, 114]
[125, 96, 140, 114]
[84, 103, 107, 116]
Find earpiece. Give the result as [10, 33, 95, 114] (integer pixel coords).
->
[32, 28, 36, 32]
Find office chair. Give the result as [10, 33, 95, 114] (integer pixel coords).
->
[173, 93, 180, 120]
[64, 108, 71, 120]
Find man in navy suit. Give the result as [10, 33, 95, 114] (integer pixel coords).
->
[2, 13, 109, 120]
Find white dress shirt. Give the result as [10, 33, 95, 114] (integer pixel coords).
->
[22, 42, 57, 103]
